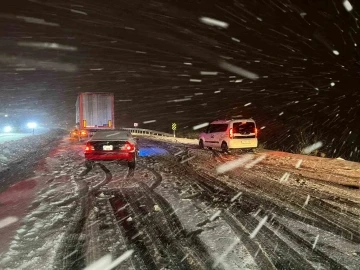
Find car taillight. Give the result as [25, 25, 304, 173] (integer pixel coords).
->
[122, 142, 135, 151]
[85, 143, 95, 152]
[255, 128, 258, 138]
[81, 131, 87, 135]
[229, 128, 234, 139]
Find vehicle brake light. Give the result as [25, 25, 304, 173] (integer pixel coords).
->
[229, 128, 233, 139]
[81, 131, 87, 135]
[255, 128, 258, 138]
[122, 142, 135, 151]
[85, 143, 95, 152]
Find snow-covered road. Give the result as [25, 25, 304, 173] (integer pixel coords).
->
[0, 135, 359, 270]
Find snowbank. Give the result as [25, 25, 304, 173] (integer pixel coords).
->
[137, 134, 198, 145]
[0, 129, 66, 172]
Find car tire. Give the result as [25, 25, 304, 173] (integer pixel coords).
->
[85, 160, 94, 169]
[128, 160, 136, 169]
[208, 147, 212, 150]
[128, 153, 137, 169]
[221, 142, 228, 153]
[199, 139, 204, 149]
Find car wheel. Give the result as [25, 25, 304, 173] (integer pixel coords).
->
[85, 160, 94, 169]
[128, 160, 136, 169]
[208, 147, 212, 150]
[221, 142, 229, 153]
[199, 139, 204, 149]
[128, 153, 136, 169]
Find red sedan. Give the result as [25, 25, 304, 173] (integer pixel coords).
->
[84, 130, 138, 169]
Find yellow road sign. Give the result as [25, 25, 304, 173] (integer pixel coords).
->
[172, 123, 177, 131]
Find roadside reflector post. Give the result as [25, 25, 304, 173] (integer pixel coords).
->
[172, 123, 177, 137]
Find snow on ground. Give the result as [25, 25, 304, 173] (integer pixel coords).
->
[0, 130, 64, 173]
[136, 134, 198, 146]
[0, 133, 30, 144]
[0, 137, 85, 269]
[143, 157, 259, 269]
[148, 134, 360, 188]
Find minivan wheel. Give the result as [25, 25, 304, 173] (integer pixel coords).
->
[199, 139, 204, 149]
[221, 142, 229, 153]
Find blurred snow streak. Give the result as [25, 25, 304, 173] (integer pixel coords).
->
[0, 54, 77, 72]
[199, 17, 229, 28]
[219, 61, 259, 80]
[16, 15, 59, 26]
[230, 192, 242, 202]
[209, 210, 221, 221]
[200, 71, 218, 75]
[84, 254, 112, 270]
[301, 142, 323, 154]
[343, 0, 353, 12]
[85, 250, 134, 270]
[193, 122, 209, 130]
[279, 172, 291, 183]
[212, 238, 240, 267]
[216, 154, 254, 174]
[312, 235, 319, 249]
[0, 216, 18, 229]
[249, 215, 268, 239]
[303, 195, 311, 207]
[17, 42, 77, 51]
[244, 154, 267, 169]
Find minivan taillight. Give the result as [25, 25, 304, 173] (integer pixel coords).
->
[229, 128, 234, 139]
[255, 128, 258, 138]
[85, 143, 95, 152]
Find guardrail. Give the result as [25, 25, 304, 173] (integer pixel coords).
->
[122, 128, 173, 137]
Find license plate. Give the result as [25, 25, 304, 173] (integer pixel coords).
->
[241, 140, 250, 144]
[103, 145, 113, 150]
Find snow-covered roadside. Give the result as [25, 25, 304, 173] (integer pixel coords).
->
[0, 177, 79, 269]
[135, 135, 198, 146]
[0, 138, 86, 270]
[0, 133, 30, 144]
[148, 134, 360, 188]
[0, 129, 65, 173]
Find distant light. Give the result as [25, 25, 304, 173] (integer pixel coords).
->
[27, 122, 37, 129]
[331, 82, 335, 87]
[343, 0, 353, 12]
[4, 114, 8, 117]
[4, 126, 12, 133]
[333, 50, 340, 55]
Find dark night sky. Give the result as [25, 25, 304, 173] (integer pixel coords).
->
[0, 0, 360, 159]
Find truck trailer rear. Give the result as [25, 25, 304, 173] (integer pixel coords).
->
[75, 92, 115, 135]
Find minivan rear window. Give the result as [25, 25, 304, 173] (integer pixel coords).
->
[207, 124, 228, 133]
[233, 122, 255, 135]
